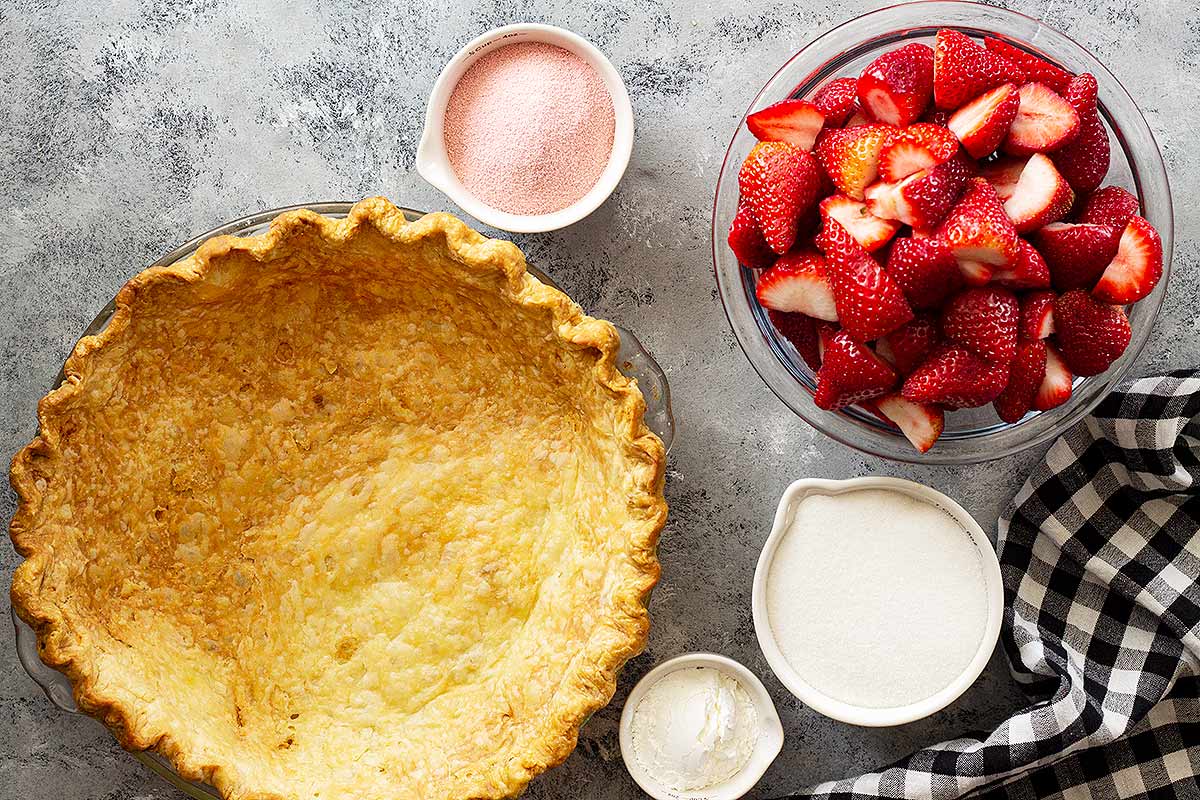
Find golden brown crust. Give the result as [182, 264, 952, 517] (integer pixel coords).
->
[10, 197, 667, 800]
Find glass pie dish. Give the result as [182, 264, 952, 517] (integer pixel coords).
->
[11, 201, 675, 799]
[712, 0, 1173, 464]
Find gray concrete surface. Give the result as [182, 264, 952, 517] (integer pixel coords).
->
[2, 0, 1197, 797]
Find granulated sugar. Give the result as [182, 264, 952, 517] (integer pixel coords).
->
[765, 489, 989, 709]
[443, 42, 615, 215]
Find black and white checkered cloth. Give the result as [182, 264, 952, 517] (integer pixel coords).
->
[786, 370, 1200, 800]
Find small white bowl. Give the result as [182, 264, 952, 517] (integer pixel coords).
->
[618, 653, 784, 800]
[415, 23, 634, 233]
[751, 476, 1004, 728]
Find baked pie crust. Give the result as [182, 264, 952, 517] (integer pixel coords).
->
[10, 197, 667, 800]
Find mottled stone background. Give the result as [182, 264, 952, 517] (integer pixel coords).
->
[2, 0, 1197, 797]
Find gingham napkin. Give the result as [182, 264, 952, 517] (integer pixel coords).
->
[784, 370, 1200, 800]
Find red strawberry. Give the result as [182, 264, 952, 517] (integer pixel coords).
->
[1034, 344, 1074, 410]
[1076, 185, 1139, 229]
[815, 212, 871, 265]
[1051, 74, 1109, 193]
[1019, 290, 1056, 340]
[819, 194, 901, 252]
[979, 156, 1027, 202]
[922, 108, 953, 127]
[948, 82, 1019, 158]
[958, 259, 994, 287]
[874, 393, 945, 453]
[767, 310, 822, 371]
[994, 338, 1048, 422]
[937, 177, 1021, 267]
[983, 38, 1074, 94]
[811, 77, 859, 127]
[747, 99, 826, 150]
[885, 236, 964, 309]
[941, 286, 1020, 361]
[858, 42, 935, 126]
[1031, 222, 1122, 291]
[756, 250, 839, 321]
[879, 123, 959, 181]
[1054, 289, 1132, 376]
[991, 238, 1051, 290]
[1002, 82, 1080, 156]
[824, 246, 914, 343]
[902, 343, 1010, 408]
[865, 155, 972, 230]
[816, 124, 896, 200]
[739, 141, 823, 254]
[813, 330, 898, 410]
[876, 313, 941, 374]
[1002, 153, 1074, 233]
[844, 108, 874, 127]
[933, 28, 1026, 110]
[1092, 215, 1163, 304]
[727, 200, 775, 269]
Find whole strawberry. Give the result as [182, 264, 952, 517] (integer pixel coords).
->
[738, 141, 823, 254]
[994, 339, 1048, 422]
[902, 343, 1010, 408]
[942, 286, 1020, 362]
[814, 330, 898, 410]
[1053, 289, 1132, 376]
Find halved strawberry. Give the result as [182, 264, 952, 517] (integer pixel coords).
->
[1034, 343, 1073, 410]
[948, 82, 1019, 158]
[983, 38, 1074, 94]
[747, 99, 826, 150]
[1092, 215, 1163, 304]
[958, 260, 995, 287]
[878, 123, 959, 181]
[885, 236, 964, 309]
[813, 330, 898, 410]
[875, 313, 941, 374]
[1031, 222, 1122, 291]
[874, 393, 945, 453]
[844, 108, 874, 127]
[991, 238, 1051, 290]
[1054, 289, 1132, 376]
[937, 177, 1021, 267]
[858, 43, 935, 126]
[1002, 82, 1080, 156]
[818, 220, 914, 342]
[933, 28, 1026, 110]
[1076, 185, 1139, 229]
[1051, 74, 1109, 194]
[865, 155, 973, 230]
[902, 343, 1010, 408]
[819, 194, 901, 252]
[979, 156, 1027, 202]
[768, 310, 822, 371]
[811, 77, 859, 127]
[815, 212, 871, 265]
[727, 200, 775, 269]
[1019, 290, 1056, 340]
[1003, 153, 1074, 233]
[815, 124, 896, 200]
[942, 286, 1019, 362]
[739, 141, 823, 254]
[756, 250, 839, 321]
[994, 338, 1048, 422]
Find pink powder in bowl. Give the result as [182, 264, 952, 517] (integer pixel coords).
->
[443, 41, 616, 216]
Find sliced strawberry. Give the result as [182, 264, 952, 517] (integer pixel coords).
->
[1054, 289, 1132, 376]
[747, 99, 826, 150]
[811, 77, 859, 127]
[1019, 290, 1057, 340]
[933, 28, 1026, 110]
[1034, 343, 1074, 410]
[983, 38, 1074, 94]
[875, 313, 941, 374]
[878, 123, 959, 181]
[958, 259, 994, 287]
[1076, 185, 1139, 229]
[885, 236, 964, 310]
[815, 123, 896, 200]
[819, 194, 901, 252]
[756, 249, 839, 321]
[902, 343, 1010, 408]
[992, 238, 1051, 290]
[1031, 222, 1122, 291]
[738, 141, 823, 254]
[815, 212, 871, 265]
[813, 330, 898, 410]
[727, 200, 775, 269]
[937, 177, 1021, 267]
[844, 108, 874, 127]
[922, 108, 953, 127]
[1092, 215, 1163, 304]
[875, 393, 945, 453]
[979, 156, 1027, 202]
[865, 155, 973, 230]
[818, 221, 914, 342]
[1002, 153, 1074, 233]
[994, 338, 1048, 422]
[858, 43, 935, 126]
[1051, 73, 1109, 194]
[947, 82, 1019, 158]
[942, 286, 1020, 361]
[767, 310, 822, 371]
[1002, 82, 1080, 156]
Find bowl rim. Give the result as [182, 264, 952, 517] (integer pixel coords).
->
[415, 23, 634, 233]
[750, 476, 1005, 727]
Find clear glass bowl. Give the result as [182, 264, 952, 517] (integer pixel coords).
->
[12, 201, 675, 799]
[712, 0, 1173, 464]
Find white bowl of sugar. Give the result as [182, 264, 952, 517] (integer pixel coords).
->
[416, 23, 634, 233]
[752, 476, 1004, 727]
